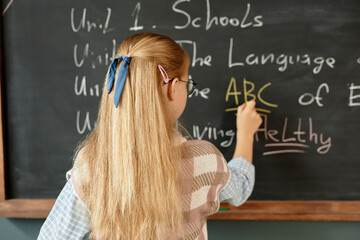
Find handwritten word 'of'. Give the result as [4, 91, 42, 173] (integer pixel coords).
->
[256, 115, 331, 155]
[299, 83, 329, 107]
[298, 83, 360, 107]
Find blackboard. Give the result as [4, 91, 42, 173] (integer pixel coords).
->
[1, 0, 360, 218]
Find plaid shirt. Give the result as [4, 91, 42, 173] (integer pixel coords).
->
[38, 141, 254, 240]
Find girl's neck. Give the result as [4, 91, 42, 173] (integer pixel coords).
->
[174, 131, 186, 145]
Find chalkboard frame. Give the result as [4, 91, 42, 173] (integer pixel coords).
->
[0, 22, 359, 221]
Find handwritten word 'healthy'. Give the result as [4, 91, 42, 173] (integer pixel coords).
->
[256, 115, 331, 155]
[225, 77, 278, 115]
[228, 38, 335, 74]
[173, 0, 263, 30]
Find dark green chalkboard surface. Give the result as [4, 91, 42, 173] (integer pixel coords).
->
[1, 0, 360, 219]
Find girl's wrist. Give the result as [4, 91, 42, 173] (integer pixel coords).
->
[236, 131, 254, 142]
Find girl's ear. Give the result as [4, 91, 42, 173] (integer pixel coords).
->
[167, 78, 178, 101]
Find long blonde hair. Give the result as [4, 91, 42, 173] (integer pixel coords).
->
[73, 33, 189, 239]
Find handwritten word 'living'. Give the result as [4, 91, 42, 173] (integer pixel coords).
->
[193, 124, 236, 147]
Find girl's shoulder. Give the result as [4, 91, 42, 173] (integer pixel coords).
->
[66, 168, 88, 208]
[181, 138, 223, 157]
[67, 146, 90, 208]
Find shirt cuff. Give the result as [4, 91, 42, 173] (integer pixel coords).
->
[219, 157, 255, 207]
[228, 157, 255, 180]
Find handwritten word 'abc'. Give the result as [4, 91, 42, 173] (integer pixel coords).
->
[228, 38, 336, 74]
[71, 8, 114, 34]
[225, 77, 278, 115]
[172, 0, 263, 30]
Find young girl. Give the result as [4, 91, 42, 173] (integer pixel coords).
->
[38, 32, 262, 240]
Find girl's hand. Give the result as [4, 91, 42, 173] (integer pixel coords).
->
[236, 100, 263, 138]
[232, 100, 262, 162]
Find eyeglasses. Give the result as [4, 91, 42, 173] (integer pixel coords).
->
[163, 78, 197, 96]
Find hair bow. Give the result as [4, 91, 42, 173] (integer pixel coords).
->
[107, 55, 131, 108]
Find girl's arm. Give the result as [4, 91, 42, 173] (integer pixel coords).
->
[232, 100, 263, 163]
[219, 100, 262, 206]
[219, 156, 255, 206]
[37, 176, 90, 240]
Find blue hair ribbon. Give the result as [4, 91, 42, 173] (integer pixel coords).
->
[107, 55, 131, 108]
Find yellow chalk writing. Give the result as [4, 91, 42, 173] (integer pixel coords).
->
[225, 77, 278, 115]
